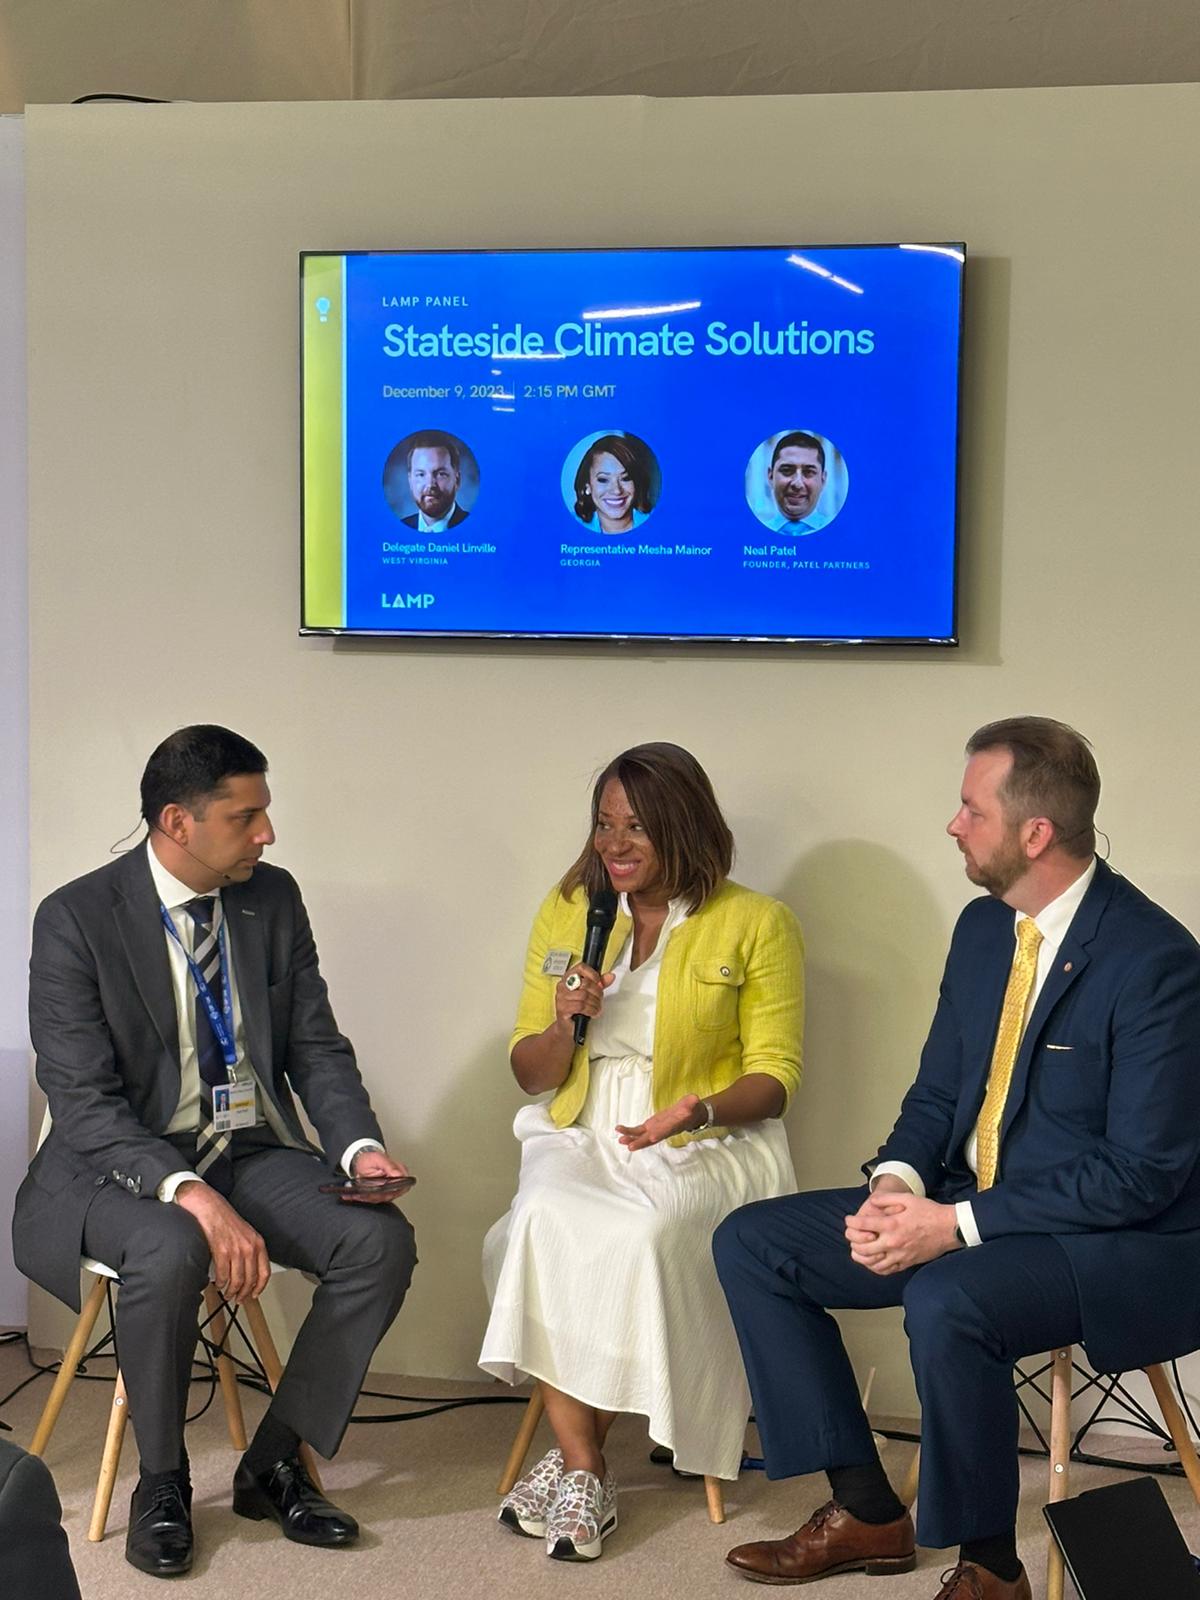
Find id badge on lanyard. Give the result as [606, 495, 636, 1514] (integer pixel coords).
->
[213, 1081, 257, 1133]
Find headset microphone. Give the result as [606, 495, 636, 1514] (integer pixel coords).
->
[152, 824, 234, 884]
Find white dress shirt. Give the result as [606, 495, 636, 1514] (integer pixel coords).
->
[588, 896, 689, 1061]
[146, 843, 380, 1200]
[871, 859, 1097, 1245]
[414, 502, 463, 533]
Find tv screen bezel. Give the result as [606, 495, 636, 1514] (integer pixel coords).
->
[299, 241, 965, 648]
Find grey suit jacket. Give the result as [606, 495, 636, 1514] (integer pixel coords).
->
[0, 1439, 82, 1600]
[13, 846, 384, 1309]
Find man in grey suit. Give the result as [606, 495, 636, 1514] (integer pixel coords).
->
[13, 725, 417, 1577]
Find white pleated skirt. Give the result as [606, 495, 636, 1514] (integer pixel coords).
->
[479, 1055, 797, 1479]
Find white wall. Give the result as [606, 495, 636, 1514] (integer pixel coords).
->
[22, 87, 1200, 1418]
[0, 116, 28, 1329]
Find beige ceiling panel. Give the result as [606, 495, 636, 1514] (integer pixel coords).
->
[0, 0, 351, 112]
[351, 0, 1200, 99]
[1, 0, 1198, 113]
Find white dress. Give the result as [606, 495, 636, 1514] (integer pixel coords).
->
[479, 899, 797, 1479]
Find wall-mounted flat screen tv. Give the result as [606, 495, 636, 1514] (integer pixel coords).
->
[301, 244, 964, 643]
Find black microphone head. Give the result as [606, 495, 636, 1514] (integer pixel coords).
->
[586, 887, 619, 929]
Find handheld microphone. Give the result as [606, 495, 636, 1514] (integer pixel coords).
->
[573, 887, 619, 1046]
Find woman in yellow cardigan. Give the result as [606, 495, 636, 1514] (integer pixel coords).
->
[480, 743, 804, 1561]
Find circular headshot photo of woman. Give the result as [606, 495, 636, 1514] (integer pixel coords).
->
[562, 431, 660, 536]
[381, 429, 480, 531]
[745, 430, 849, 535]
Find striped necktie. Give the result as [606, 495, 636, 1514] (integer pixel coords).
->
[974, 917, 1044, 1191]
[184, 896, 234, 1193]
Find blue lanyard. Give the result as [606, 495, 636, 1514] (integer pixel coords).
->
[159, 902, 239, 1070]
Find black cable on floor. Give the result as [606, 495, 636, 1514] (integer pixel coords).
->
[349, 1388, 531, 1425]
[2, 1322, 533, 1437]
[0, 1328, 227, 1430]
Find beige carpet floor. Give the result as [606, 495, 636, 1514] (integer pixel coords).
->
[2, 1339, 1198, 1599]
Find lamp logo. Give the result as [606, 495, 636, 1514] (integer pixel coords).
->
[381, 593, 436, 609]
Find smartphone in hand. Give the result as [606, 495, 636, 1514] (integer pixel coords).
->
[318, 1173, 416, 1201]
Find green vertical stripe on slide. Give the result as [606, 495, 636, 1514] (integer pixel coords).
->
[302, 256, 345, 628]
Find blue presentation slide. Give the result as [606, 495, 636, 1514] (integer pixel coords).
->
[301, 245, 963, 641]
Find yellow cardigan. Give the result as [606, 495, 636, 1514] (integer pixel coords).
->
[510, 879, 804, 1146]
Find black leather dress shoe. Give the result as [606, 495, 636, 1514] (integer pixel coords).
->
[125, 1472, 194, 1577]
[232, 1455, 359, 1546]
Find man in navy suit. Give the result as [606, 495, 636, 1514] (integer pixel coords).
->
[715, 717, 1200, 1600]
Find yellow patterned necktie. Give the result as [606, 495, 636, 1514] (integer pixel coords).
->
[974, 917, 1044, 1191]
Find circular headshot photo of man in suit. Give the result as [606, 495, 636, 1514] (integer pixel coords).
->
[382, 430, 479, 532]
[562, 430, 661, 536]
[746, 430, 849, 535]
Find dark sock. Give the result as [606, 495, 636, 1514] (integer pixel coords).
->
[827, 1461, 906, 1525]
[138, 1453, 190, 1488]
[960, 1532, 1022, 1584]
[242, 1409, 302, 1476]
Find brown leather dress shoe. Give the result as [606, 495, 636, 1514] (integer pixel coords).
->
[725, 1499, 916, 1584]
[933, 1562, 1032, 1600]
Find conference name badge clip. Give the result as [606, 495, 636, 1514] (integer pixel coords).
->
[542, 949, 573, 977]
[212, 1080, 257, 1134]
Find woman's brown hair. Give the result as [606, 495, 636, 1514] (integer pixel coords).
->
[560, 742, 734, 913]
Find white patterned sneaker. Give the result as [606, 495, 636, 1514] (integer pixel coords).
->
[498, 1447, 564, 1538]
[545, 1467, 618, 1561]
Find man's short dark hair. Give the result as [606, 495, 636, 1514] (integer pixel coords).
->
[404, 431, 461, 473]
[140, 725, 268, 828]
[966, 716, 1100, 860]
[770, 431, 826, 472]
[381, 431, 462, 494]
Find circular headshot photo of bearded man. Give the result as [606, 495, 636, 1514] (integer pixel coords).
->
[382, 429, 479, 531]
[745, 430, 849, 535]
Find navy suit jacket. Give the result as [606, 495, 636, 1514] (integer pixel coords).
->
[13, 847, 384, 1311]
[872, 858, 1200, 1372]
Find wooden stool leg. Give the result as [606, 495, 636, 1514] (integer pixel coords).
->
[498, 1384, 545, 1494]
[1045, 1345, 1072, 1600]
[241, 1297, 285, 1389]
[900, 1443, 921, 1510]
[240, 1297, 323, 1492]
[30, 1274, 110, 1456]
[89, 1370, 129, 1542]
[203, 1286, 248, 1451]
[1146, 1364, 1200, 1508]
[704, 1475, 726, 1523]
